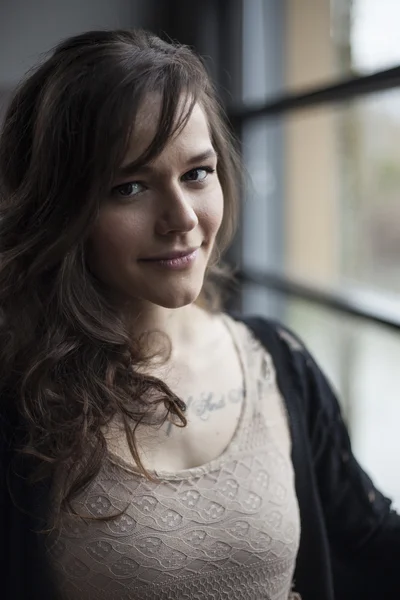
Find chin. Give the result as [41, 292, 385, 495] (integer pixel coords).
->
[155, 291, 201, 310]
[145, 282, 203, 310]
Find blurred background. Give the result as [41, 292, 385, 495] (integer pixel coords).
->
[0, 0, 399, 508]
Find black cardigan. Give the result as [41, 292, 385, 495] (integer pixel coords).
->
[2, 316, 400, 600]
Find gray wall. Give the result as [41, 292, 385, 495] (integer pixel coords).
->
[0, 0, 158, 118]
[0, 0, 153, 86]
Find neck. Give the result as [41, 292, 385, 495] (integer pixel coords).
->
[125, 302, 209, 362]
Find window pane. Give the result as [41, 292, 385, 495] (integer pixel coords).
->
[283, 89, 400, 300]
[286, 0, 400, 94]
[286, 0, 345, 92]
[350, 0, 400, 74]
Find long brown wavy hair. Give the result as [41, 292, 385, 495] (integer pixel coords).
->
[0, 29, 241, 523]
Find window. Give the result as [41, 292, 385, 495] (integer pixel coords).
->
[238, 0, 400, 509]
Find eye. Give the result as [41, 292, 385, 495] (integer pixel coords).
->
[112, 181, 146, 198]
[182, 166, 215, 183]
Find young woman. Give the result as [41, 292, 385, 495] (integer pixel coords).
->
[1, 29, 399, 600]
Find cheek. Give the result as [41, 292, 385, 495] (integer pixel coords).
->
[86, 211, 144, 271]
[199, 184, 224, 236]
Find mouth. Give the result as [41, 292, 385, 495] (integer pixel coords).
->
[139, 247, 200, 270]
[140, 247, 200, 261]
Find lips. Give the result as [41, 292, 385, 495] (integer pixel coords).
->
[140, 247, 199, 261]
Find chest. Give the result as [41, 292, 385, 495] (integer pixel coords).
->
[106, 326, 245, 473]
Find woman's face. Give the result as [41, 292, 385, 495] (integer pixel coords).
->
[86, 98, 224, 310]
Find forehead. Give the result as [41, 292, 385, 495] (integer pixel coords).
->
[124, 95, 212, 166]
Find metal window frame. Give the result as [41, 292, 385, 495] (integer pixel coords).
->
[239, 0, 286, 319]
[229, 66, 400, 122]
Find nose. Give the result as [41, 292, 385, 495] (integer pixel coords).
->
[155, 184, 198, 236]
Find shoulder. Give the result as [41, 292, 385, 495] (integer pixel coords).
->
[227, 313, 340, 424]
[227, 312, 308, 362]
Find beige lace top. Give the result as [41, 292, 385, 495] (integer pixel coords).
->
[47, 317, 301, 599]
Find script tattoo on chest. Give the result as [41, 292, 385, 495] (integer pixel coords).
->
[166, 387, 243, 436]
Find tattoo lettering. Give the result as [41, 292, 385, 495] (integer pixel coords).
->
[165, 388, 243, 435]
[192, 392, 225, 421]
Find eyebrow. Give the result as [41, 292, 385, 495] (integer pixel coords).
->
[116, 148, 218, 179]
